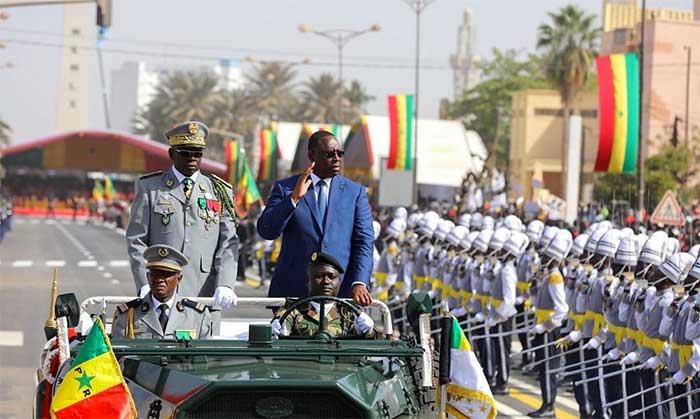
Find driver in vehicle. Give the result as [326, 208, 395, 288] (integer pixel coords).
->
[272, 252, 376, 338]
[111, 245, 213, 339]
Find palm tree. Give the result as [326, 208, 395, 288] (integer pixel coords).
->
[298, 73, 343, 123]
[245, 62, 297, 121]
[134, 71, 221, 143]
[537, 4, 599, 192]
[209, 89, 259, 158]
[0, 118, 11, 147]
[343, 80, 374, 124]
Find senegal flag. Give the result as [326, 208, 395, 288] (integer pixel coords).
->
[50, 319, 136, 419]
[92, 180, 104, 201]
[438, 317, 496, 419]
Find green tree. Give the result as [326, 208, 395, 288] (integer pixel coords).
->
[537, 4, 599, 188]
[446, 49, 551, 168]
[343, 79, 374, 124]
[209, 89, 259, 158]
[245, 62, 298, 121]
[0, 118, 11, 146]
[298, 73, 342, 123]
[134, 71, 220, 143]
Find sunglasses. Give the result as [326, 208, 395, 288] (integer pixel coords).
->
[175, 149, 203, 158]
[318, 149, 345, 159]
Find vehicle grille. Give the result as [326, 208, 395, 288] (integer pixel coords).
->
[183, 389, 365, 419]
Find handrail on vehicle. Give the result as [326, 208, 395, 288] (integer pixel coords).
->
[81, 296, 394, 336]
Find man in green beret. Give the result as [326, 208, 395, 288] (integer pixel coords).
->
[271, 252, 376, 338]
[126, 121, 239, 313]
[112, 244, 213, 339]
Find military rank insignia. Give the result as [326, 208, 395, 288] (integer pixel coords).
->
[162, 214, 170, 226]
[166, 179, 175, 188]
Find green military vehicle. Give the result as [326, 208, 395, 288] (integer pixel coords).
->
[35, 293, 438, 418]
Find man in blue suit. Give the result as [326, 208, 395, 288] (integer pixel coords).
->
[257, 130, 374, 305]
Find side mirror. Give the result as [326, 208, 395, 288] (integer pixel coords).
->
[55, 293, 80, 328]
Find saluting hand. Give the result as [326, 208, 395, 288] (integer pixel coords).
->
[291, 161, 315, 203]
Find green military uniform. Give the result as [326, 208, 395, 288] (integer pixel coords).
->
[111, 294, 213, 339]
[125, 121, 239, 298]
[278, 302, 373, 338]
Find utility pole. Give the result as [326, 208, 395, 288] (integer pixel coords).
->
[636, 0, 646, 217]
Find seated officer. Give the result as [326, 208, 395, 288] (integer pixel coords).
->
[112, 245, 213, 339]
[272, 252, 375, 338]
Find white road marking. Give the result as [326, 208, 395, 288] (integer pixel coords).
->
[109, 260, 129, 267]
[78, 260, 98, 267]
[53, 221, 91, 256]
[103, 272, 113, 278]
[61, 219, 70, 224]
[30, 219, 40, 224]
[0, 331, 24, 346]
[496, 401, 527, 418]
[45, 260, 66, 267]
[14, 219, 25, 224]
[45, 219, 56, 225]
[97, 266, 105, 272]
[111, 279, 120, 285]
[12, 260, 33, 267]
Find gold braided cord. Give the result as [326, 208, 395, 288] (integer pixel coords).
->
[210, 176, 236, 221]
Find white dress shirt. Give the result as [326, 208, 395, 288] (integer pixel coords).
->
[151, 293, 176, 319]
[171, 165, 200, 185]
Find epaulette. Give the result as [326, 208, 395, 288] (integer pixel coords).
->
[117, 298, 142, 313]
[181, 298, 207, 313]
[209, 174, 233, 189]
[139, 171, 163, 180]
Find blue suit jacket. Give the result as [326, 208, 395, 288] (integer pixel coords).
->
[257, 174, 374, 298]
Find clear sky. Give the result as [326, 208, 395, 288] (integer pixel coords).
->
[0, 0, 693, 143]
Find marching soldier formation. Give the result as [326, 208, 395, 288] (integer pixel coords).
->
[371, 207, 700, 418]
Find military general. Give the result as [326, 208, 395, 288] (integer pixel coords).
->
[126, 121, 239, 308]
[112, 245, 213, 339]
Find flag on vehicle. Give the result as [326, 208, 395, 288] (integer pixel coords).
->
[50, 318, 136, 419]
[387, 94, 414, 171]
[92, 180, 104, 201]
[257, 124, 280, 181]
[438, 316, 496, 419]
[104, 177, 116, 200]
[594, 52, 639, 174]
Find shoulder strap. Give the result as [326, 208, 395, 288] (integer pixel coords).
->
[139, 171, 163, 180]
[181, 298, 207, 313]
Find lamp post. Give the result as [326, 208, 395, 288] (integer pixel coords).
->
[298, 23, 381, 122]
[402, 0, 436, 204]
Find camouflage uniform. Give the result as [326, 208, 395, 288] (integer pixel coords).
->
[278, 303, 374, 338]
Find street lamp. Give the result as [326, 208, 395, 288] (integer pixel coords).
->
[298, 23, 381, 122]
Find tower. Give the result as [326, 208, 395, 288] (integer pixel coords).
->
[449, 7, 476, 100]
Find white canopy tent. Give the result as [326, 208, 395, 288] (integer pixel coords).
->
[343, 115, 487, 187]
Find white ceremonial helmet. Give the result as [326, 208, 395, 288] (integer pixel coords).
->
[596, 229, 623, 258]
[462, 231, 480, 251]
[470, 213, 484, 230]
[386, 218, 407, 240]
[570, 234, 590, 257]
[526, 220, 545, 244]
[447, 225, 469, 247]
[417, 217, 439, 239]
[489, 227, 512, 252]
[638, 231, 669, 266]
[689, 244, 700, 259]
[434, 220, 456, 242]
[504, 232, 530, 258]
[457, 213, 471, 229]
[585, 224, 611, 254]
[540, 225, 559, 249]
[659, 252, 695, 284]
[614, 236, 640, 267]
[482, 216, 495, 231]
[393, 207, 408, 221]
[473, 229, 495, 253]
[407, 212, 423, 229]
[664, 238, 680, 259]
[504, 215, 523, 232]
[545, 229, 574, 262]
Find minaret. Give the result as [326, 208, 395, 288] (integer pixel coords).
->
[55, 4, 94, 131]
[449, 7, 476, 100]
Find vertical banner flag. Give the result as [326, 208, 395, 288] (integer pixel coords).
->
[224, 140, 243, 186]
[237, 154, 262, 209]
[387, 94, 415, 170]
[92, 180, 104, 201]
[104, 177, 116, 201]
[50, 319, 136, 419]
[257, 125, 279, 181]
[594, 52, 639, 174]
[438, 317, 496, 419]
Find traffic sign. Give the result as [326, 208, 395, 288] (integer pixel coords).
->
[650, 190, 684, 226]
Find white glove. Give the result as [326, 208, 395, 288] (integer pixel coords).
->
[77, 312, 94, 336]
[584, 337, 601, 350]
[643, 357, 661, 370]
[605, 348, 621, 361]
[271, 319, 282, 338]
[486, 317, 497, 328]
[515, 296, 524, 305]
[567, 331, 583, 343]
[473, 313, 485, 323]
[532, 324, 545, 335]
[671, 369, 689, 385]
[139, 284, 149, 298]
[353, 312, 374, 334]
[451, 307, 467, 317]
[621, 352, 639, 365]
[214, 286, 238, 308]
